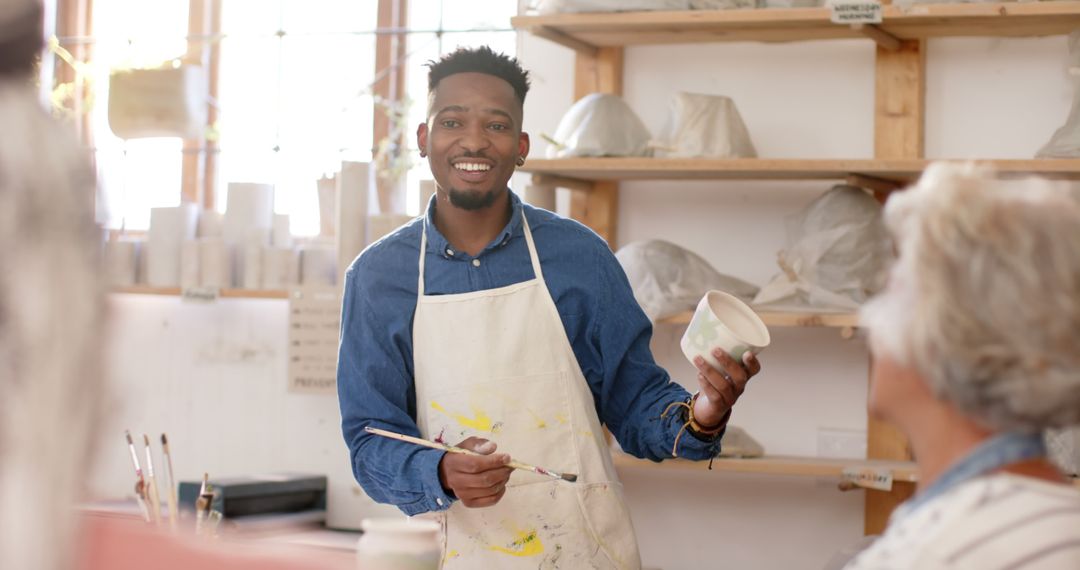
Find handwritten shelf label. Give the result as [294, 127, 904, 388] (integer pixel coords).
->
[182, 287, 220, 303]
[842, 466, 894, 491]
[830, 0, 882, 24]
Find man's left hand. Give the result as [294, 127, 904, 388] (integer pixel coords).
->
[691, 350, 762, 429]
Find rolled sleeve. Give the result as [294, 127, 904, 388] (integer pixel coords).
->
[338, 263, 455, 515]
[403, 447, 456, 515]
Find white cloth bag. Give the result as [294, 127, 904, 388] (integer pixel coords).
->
[656, 91, 757, 158]
[616, 239, 759, 322]
[546, 93, 652, 158]
[754, 185, 893, 310]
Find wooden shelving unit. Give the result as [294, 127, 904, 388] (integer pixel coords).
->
[111, 286, 289, 299]
[523, 158, 1080, 184]
[611, 451, 918, 483]
[660, 309, 859, 329]
[515, 2, 1080, 534]
[109, 287, 859, 331]
[512, 2, 1080, 53]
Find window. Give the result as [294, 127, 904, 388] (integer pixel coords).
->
[87, 0, 190, 231]
[403, 0, 518, 215]
[55, 0, 519, 234]
[215, 1, 378, 235]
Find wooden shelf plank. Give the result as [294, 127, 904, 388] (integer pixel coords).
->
[520, 158, 1080, 183]
[111, 286, 289, 299]
[659, 309, 859, 329]
[512, 2, 1080, 50]
[611, 451, 919, 482]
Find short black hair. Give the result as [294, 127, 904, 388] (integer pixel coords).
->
[426, 46, 530, 106]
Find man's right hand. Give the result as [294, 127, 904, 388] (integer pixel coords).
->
[437, 437, 512, 508]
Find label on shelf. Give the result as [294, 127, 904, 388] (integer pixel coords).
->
[288, 287, 342, 394]
[828, 0, 882, 24]
[842, 466, 894, 491]
[181, 286, 220, 303]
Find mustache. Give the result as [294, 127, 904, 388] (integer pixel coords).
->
[449, 151, 492, 161]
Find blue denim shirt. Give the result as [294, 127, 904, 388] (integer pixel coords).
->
[337, 191, 722, 516]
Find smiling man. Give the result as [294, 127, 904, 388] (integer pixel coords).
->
[337, 47, 761, 569]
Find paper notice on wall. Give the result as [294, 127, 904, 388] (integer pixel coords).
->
[288, 287, 343, 394]
[828, 0, 881, 24]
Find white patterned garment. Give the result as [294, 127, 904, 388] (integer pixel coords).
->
[845, 474, 1080, 570]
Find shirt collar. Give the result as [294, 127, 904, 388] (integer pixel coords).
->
[422, 189, 523, 257]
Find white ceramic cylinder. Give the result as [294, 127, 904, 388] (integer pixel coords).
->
[197, 209, 223, 238]
[224, 182, 274, 287]
[262, 247, 299, 290]
[680, 290, 770, 369]
[300, 243, 338, 287]
[199, 238, 230, 289]
[241, 231, 264, 289]
[337, 161, 371, 279]
[272, 213, 292, 248]
[104, 239, 140, 287]
[317, 175, 337, 237]
[355, 518, 441, 570]
[179, 240, 200, 289]
[223, 183, 274, 241]
[146, 204, 198, 287]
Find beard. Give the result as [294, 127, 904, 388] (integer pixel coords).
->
[447, 187, 502, 211]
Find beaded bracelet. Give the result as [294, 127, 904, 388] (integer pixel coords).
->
[660, 392, 727, 458]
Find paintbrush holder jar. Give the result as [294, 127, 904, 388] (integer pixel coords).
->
[356, 518, 441, 570]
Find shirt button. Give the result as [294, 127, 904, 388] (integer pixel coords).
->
[446, 248, 454, 256]
[436, 498, 444, 507]
[472, 259, 481, 267]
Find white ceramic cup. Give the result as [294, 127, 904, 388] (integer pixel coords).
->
[680, 290, 771, 370]
[356, 518, 441, 570]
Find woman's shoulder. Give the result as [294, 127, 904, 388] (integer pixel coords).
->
[844, 474, 1080, 570]
[924, 474, 1080, 568]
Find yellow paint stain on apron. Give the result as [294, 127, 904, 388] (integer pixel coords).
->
[554, 413, 569, 425]
[445, 550, 460, 560]
[527, 409, 548, 429]
[430, 401, 494, 432]
[487, 529, 544, 557]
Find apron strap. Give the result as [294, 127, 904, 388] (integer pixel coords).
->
[521, 211, 545, 283]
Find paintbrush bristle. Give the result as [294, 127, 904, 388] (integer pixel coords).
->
[125, 430, 134, 444]
[561, 473, 578, 483]
[143, 434, 150, 445]
[161, 433, 168, 445]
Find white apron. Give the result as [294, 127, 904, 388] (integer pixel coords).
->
[413, 211, 642, 569]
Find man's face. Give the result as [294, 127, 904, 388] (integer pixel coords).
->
[417, 72, 529, 211]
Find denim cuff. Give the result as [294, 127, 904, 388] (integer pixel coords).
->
[408, 448, 455, 514]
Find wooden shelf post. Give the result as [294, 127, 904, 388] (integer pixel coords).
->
[865, 38, 925, 535]
[568, 46, 623, 247]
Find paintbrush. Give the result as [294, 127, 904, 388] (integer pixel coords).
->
[195, 473, 212, 536]
[364, 426, 578, 483]
[124, 431, 151, 522]
[143, 434, 162, 523]
[161, 433, 178, 529]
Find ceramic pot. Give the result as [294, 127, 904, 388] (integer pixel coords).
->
[356, 518, 441, 570]
[680, 290, 770, 370]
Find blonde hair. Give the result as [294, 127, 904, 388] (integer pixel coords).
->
[0, 80, 104, 570]
[861, 162, 1080, 432]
